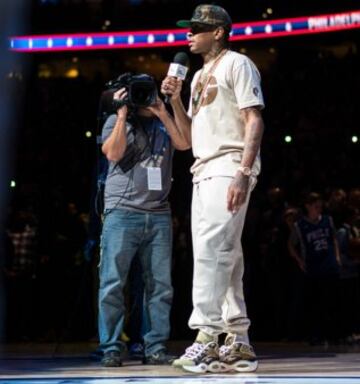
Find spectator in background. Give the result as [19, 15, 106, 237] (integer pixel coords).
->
[5, 207, 39, 340]
[258, 187, 288, 339]
[278, 207, 307, 341]
[348, 188, 360, 256]
[50, 201, 89, 340]
[326, 188, 347, 228]
[337, 206, 360, 344]
[288, 192, 341, 345]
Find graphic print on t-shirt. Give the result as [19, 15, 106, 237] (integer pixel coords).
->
[201, 76, 218, 107]
[192, 75, 218, 114]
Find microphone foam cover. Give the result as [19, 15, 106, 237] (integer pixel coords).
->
[173, 52, 189, 66]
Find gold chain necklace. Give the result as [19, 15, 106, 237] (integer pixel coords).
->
[192, 49, 228, 116]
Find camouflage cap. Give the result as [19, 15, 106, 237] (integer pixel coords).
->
[177, 4, 232, 30]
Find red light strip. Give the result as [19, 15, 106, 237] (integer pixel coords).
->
[9, 10, 360, 52]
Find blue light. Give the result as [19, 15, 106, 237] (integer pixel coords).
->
[39, 0, 60, 4]
[9, 10, 360, 52]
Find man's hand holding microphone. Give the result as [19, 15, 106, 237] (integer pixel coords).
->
[161, 52, 189, 103]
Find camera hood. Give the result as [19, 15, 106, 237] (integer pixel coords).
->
[106, 73, 158, 109]
[128, 76, 157, 107]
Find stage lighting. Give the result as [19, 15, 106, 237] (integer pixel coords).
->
[65, 68, 79, 78]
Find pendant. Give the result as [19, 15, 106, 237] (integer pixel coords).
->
[193, 81, 204, 106]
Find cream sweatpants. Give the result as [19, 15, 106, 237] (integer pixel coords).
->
[188, 176, 255, 344]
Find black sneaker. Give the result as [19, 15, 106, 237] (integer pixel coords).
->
[90, 347, 103, 361]
[128, 342, 145, 360]
[144, 349, 176, 365]
[101, 351, 122, 367]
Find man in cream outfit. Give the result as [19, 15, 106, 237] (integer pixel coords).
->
[162, 4, 265, 374]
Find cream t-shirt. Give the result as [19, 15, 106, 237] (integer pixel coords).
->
[188, 50, 265, 182]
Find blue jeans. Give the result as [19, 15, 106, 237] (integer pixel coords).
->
[98, 208, 173, 356]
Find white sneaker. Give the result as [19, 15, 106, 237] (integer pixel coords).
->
[172, 340, 221, 373]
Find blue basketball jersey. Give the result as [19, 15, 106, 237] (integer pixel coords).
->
[295, 215, 339, 277]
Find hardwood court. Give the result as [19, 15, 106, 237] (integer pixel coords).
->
[1, 341, 360, 383]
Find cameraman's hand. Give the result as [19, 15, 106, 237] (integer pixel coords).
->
[146, 96, 166, 118]
[113, 88, 128, 119]
[161, 76, 183, 101]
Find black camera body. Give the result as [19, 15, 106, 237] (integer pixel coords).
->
[106, 72, 158, 111]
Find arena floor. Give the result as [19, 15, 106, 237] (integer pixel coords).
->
[1, 341, 360, 383]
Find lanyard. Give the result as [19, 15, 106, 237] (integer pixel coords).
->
[148, 120, 168, 165]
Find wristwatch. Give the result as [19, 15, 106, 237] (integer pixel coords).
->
[238, 166, 252, 177]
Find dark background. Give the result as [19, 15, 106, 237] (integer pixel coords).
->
[1, 0, 359, 345]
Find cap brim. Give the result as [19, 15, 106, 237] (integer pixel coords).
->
[176, 20, 191, 28]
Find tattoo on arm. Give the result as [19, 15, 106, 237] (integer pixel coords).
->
[240, 107, 264, 166]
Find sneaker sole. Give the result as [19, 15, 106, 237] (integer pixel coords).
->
[220, 360, 258, 373]
[182, 360, 222, 374]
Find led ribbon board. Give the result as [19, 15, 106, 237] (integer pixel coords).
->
[9, 10, 360, 52]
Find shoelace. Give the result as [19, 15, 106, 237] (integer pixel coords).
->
[219, 345, 231, 357]
[181, 342, 205, 358]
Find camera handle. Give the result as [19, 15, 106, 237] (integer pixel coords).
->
[112, 98, 127, 112]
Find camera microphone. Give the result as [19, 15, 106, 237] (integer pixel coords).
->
[164, 51, 189, 104]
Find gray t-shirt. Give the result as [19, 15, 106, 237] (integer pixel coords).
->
[102, 114, 173, 212]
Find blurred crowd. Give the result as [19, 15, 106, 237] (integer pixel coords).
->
[243, 187, 360, 345]
[1, 45, 359, 345]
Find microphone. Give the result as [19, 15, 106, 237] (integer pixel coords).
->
[165, 51, 189, 103]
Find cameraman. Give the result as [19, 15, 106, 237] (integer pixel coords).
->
[98, 74, 190, 367]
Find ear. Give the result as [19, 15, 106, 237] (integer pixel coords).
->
[214, 27, 225, 41]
